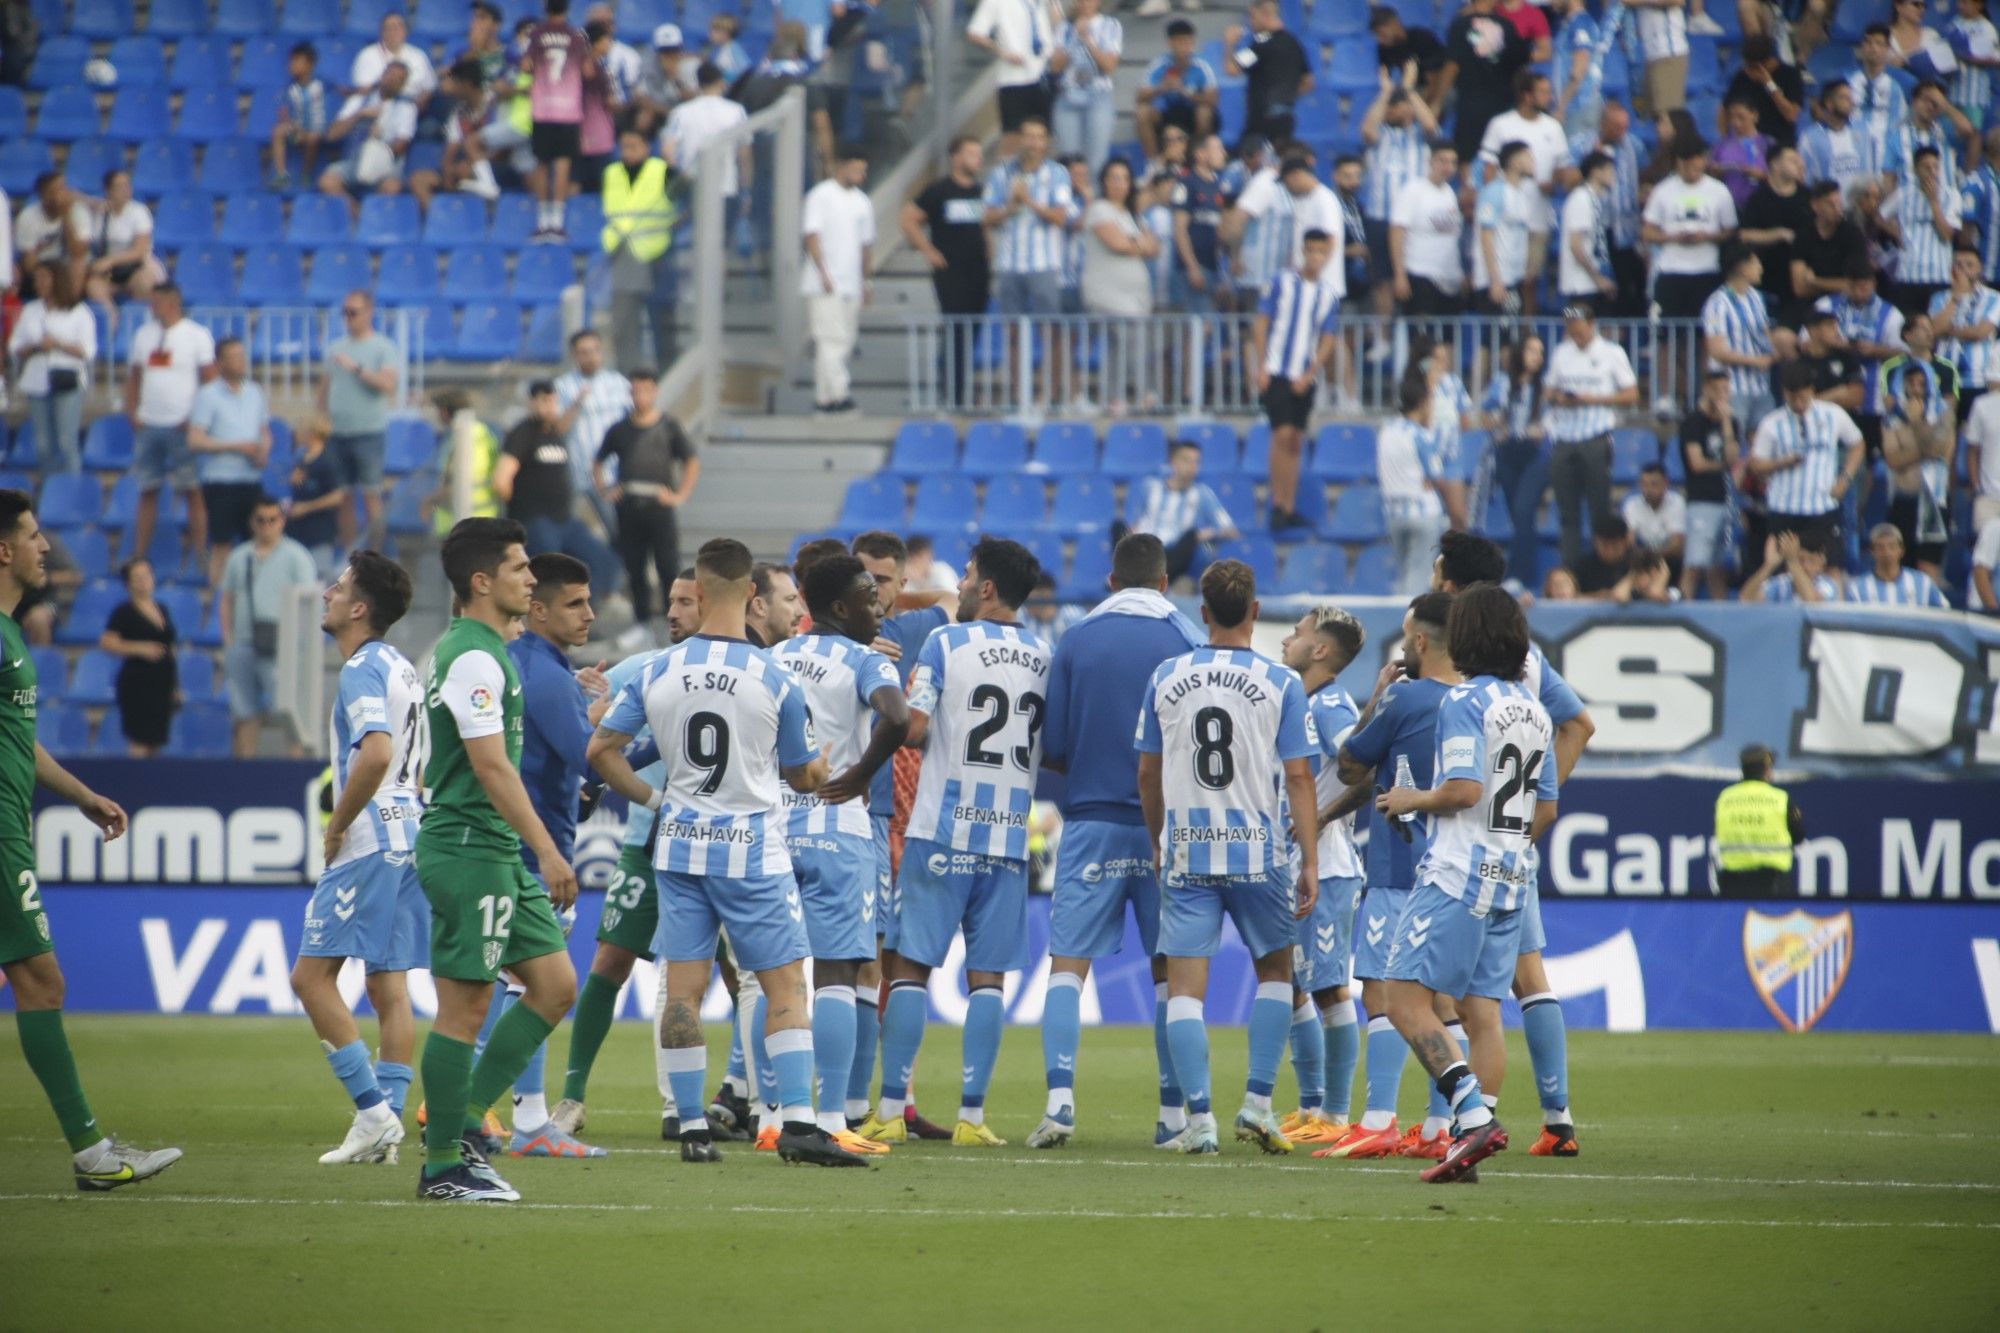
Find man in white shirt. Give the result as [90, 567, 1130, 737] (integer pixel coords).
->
[1962, 365, 2000, 530]
[317, 62, 420, 207]
[662, 62, 750, 201]
[1619, 463, 1688, 565]
[1971, 515, 2000, 610]
[124, 283, 217, 571]
[1389, 143, 1465, 314]
[1643, 133, 1738, 407]
[1477, 69, 1578, 301]
[1472, 141, 1537, 314]
[350, 11, 438, 106]
[553, 330, 632, 496]
[1559, 150, 1619, 304]
[1377, 374, 1445, 595]
[1542, 303, 1639, 566]
[12, 173, 90, 275]
[1279, 156, 1345, 283]
[967, 0, 1061, 156]
[801, 147, 876, 413]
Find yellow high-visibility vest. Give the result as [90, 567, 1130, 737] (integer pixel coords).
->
[601, 158, 675, 264]
[1714, 780, 1793, 872]
[433, 419, 499, 538]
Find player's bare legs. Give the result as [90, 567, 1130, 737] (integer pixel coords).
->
[1386, 978, 1504, 1182]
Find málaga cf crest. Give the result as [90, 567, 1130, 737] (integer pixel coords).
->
[1742, 910, 1853, 1033]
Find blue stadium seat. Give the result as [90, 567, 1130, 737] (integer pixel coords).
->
[489, 194, 537, 247]
[1612, 426, 1660, 483]
[107, 85, 172, 143]
[1454, 428, 1492, 482]
[1213, 534, 1277, 587]
[1350, 542, 1397, 595]
[981, 475, 1048, 533]
[28, 37, 91, 91]
[886, 421, 957, 478]
[0, 469, 29, 496]
[1602, 45, 1631, 100]
[238, 34, 294, 89]
[222, 192, 285, 246]
[1275, 543, 1346, 597]
[1309, 422, 1375, 482]
[150, 187, 215, 253]
[1062, 539, 1112, 601]
[421, 195, 486, 248]
[835, 476, 906, 532]
[82, 416, 136, 472]
[1203, 473, 1258, 529]
[616, 0, 676, 45]
[266, 418, 295, 473]
[1023, 532, 1067, 585]
[176, 85, 242, 143]
[1832, 0, 1891, 44]
[347, 0, 401, 35]
[37, 475, 101, 530]
[449, 302, 522, 361]
[565, 195, 604, 252]
[149, 0, 210, 37]
[1047, 475, 1116, 536]
[42, 703, 91, 757]
[287, 192, 353, 246]
[519, 302, 564, 361]
[1327, 485, 1386, 544]
[1308, 0, 1368, 41]
[74, 0, 138, 40]
[357, 193, 421, 248]
[155, 587, 211, 646]
[35, 87, 102, 142]
[1281, 479, 1327, 541]
[1686, 34, 1723, 98]
[239, 244, 307, 305]
[384, 418, 437, 474]
[1171, 421, 1239, 471]
[512, 246, 575, 303]
[197, 138, 263, 193]
[281, 0, 342, 36]
[177, 653, 218, 704]
[307, 243, 372, 302]
[131, 138, 195, 196]
[411, 0, 464, 42]
[64, 138, 128, 194]
[106, 36, 169, 88]
[1324, 39, 1379, 95]
[1031, 422, 1096, 476]
[0, 140, 54, 196]
[961, 422, 1029, 478]
[1481, 491, 1515, 544]
[375, 244, 440, 300]
[59, 581, 125, 646]
[29, 648, 66, 693]
[444, 244, 509, 292]
[173, 705, 233, 758]
[69, 651, 121, 707]
[216, 0, 275, 36]
[314, 35, 365, 83]
[0, 88, 24, 141]
[1238, 421, 1271, 481]
[391, 300, 454, 357]
[911, 474, 978, 535]
[102, 475, 183, 531]
[245, 85, 287, 138]
[1099, 422, 1168, 480]
[174, 242, 238, 306]
[386, 473, 430, 535]
[62, 528, 114, 584]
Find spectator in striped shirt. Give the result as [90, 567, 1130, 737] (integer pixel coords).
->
[1946, 1, 2000, 130]
[1122, 439, 1239, 581]
[1959, 126, 2000, 284]
[984, 119, 1076, 316]
[1743, 530, 1841, 603]
[1252, 229, 1342, 532]
[1748, 359, 1865, 552]
[1850, 523, 1949, 607]
[1223, 145, 1292, 307]
[1588, 102, 1647, 318]
[1361, 65, 1437, 329]
[1880, 370, 1958, 576]
[1886, 147, 1962, 312]
[1049, 0, 1123, 175]
[1702, 244, 1779, 437]
[1929, 246, 2000, 412]
[553, 330, 633, 499]
[1849, 28, 1910, 165]
[1376, 375, 1446, 596]
[1822, 259, 1906, 453]
[1798, 82, 1881, 203]
[1884, 83, 1972, 193]
[1136, 20, 1216, 161]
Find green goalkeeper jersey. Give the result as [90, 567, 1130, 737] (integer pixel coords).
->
[417, 616, 523, 863]
[0, 611, 37, 845]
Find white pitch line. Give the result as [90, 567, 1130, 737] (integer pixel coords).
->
[0, 1193, 1995, 1231]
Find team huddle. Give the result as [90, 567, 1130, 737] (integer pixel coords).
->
[0, 484, 1590, 1197]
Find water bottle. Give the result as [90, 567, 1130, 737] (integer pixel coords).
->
[1393, 754, 1419, 831]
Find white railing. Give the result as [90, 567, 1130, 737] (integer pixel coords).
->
[100, 306, 425, 405]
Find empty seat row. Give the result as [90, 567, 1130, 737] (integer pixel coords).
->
[42, 700, 234, 759]
[169, 241, 578, 306]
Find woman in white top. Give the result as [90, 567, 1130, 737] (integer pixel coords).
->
[6, 262, 97, 473]
[83, 168, 165, 308]
[1081, 158, 1159, 413]
[1049, 0, 1123, 176]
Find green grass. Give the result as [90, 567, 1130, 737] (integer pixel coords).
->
[3, 1019, 1998, 1330]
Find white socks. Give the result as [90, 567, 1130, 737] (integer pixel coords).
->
[513, 1092, 548, 1130]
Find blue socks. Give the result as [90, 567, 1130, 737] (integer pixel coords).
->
[324, 1039, 384, 1111]
[1287, 999, 1324, 1111]
[726, 1018, 747, 1085]
[1164, 995, 1211, 1115]
[374, 1060, 413, 1118]
[1363, 1013, 1406, 1127]
[751, 993, 777, 1114]
[1322, 999, 1359, 1122]
[1245, 981, 1291, 1106]
[1042, 972, 1083, 1110]
[811, 984, 856, 1130]
[663, 1046, 708, 1134]
[875, 980, 927, 1114]
[1520, 991, 1571, 1122]
[1437, 1060, 1493, 1130]
[1153, 982, 1184, 1126]
[848, 994, 879, 1115]
[960, 985, 1004, 1120]
[764, 1026, 816, 1124]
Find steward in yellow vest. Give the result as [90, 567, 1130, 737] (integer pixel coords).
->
[602, 128, 681, 370]
[1713, 745, 1804, 899]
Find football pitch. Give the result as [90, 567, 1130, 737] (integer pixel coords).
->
[2, 1020, 1997, 1330]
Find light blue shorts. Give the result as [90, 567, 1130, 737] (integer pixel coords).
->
[1049, 820, 1160, 960]
[133, 423, 193, 490]
[1517, 883, 1545, 957]
[1381, 882, 1524, 1002]
[893, 837, 1029, 973]
[653, 868, 808, 975]
[298, 849, 430, 973]
[1351, 885, 1412, 981]
[788, 831, 877, 963]
[1296, 873, 1363, 994]
[871, 812, 893, 940]
[1160, 867, 1297, 961]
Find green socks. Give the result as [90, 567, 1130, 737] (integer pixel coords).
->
[15, 1009, 101, 1153]
[465, 1003, 555, 1132]
[421, 1033, 475, 1176]
[562, 973, 621, 1104]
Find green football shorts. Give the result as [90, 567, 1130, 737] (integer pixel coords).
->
[595, 844, 659, 961]
[418, 849, 569, 983]
[0, 840, 53, 966]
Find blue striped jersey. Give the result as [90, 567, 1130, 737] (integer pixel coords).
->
[1428, 372, 1473, 478]
[1797, 120, 1881, 199]
[1377, 415, 1444, 519]
[605, 647, 666, 850]
[1946, 16, 1999, 115]
[1846, 569, 1949, 608]
[905, 619, 1052, 859]
[1137, 646, 1314, 879]
[1750, 401, 1864, 516]
[1232, 166, 1295, 290]
[1601, 131, 1642, 249]
[327, 640, 424, 868]
[601, 634, 816, 879]
[1961, 164, 2000, 283]
[1821, 293, 1905, 415]
[868, 604, 950, 814]
[1258, 267, 1343, 379]
[1892, 182, 1961, 284]
[1542, 334, 1636, 443]
[770, 633, 902, 837]
[1521, 643, 1587, 727]
[1364, 122, 1429, 220]
[1701, 282, 1774, 403]
[983, 157, 1076, 274]
[1143, 52, 1216, 110]
[1417, 676, 1557, 914]
[1471, 177, 1535, 288]
[1552, 9, 1605, 125]
[1884, 120, 1961, 191]
[1762, 571, 1841, 604]
[1929, 283, 2000, 389]
[1305, 684, 1363, 881]
[1130, 477, 1234, 544]
[1847, 71, 1909, 163]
